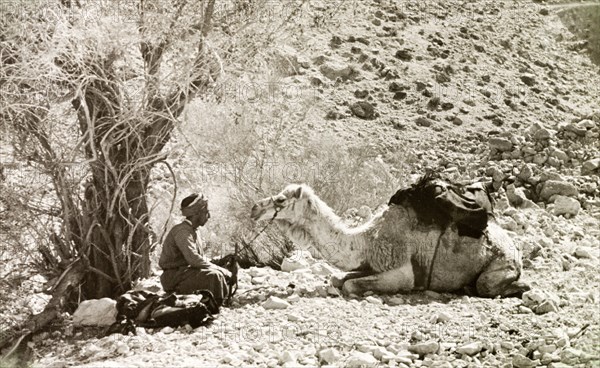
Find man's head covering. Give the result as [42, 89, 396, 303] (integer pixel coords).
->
[181, 193, 208, 217]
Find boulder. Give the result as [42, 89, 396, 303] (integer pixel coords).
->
[552, 195, 581, 216]
[73, 298, 118, 326]
[539, 180, 578, 201]
[489, 137, 513, 152]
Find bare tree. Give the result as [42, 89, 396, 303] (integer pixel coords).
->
[0, 0, 220, 301]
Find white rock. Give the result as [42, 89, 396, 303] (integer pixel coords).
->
[371, 346, 388, 359]
[161, 326, 174, 334]
[263, 296, 291, 310]
[287, 294, 300, 303]
[574, 246, 596, 259]
[281, 257, 310, 272]
[365, 296, 383, 305]
[280, 350, 296, 364]
[247, 267, 269, 277]
[408, 341, 439, 355]
[345, 351, 379, 367]
[436, 312, 452, 323]
[115, 341, 129, 355]
[72, 298, 117, 326]
[456, 341, 483, 356]
[512, 353, 540, 367]
[552, 195, 581, 216]
[319, 348, 342, 364]
[388, 297, 404, 306]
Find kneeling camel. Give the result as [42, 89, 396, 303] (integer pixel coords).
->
[250, 175, 529, 297]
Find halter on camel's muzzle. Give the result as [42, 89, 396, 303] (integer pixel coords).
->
[271, 196, 284, 214]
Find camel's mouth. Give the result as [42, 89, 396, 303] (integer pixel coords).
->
[250, 204, 264, 221]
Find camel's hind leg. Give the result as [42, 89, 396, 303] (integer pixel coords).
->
[342, 263, 415, 295]
[476, 257, 530, 298]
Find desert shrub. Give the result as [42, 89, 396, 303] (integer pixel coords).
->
[158, 92, 414, 268]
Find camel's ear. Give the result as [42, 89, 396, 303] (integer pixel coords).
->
[293, 186, 302, 199]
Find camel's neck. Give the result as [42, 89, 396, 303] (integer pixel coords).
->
[277, 205, 368, 271]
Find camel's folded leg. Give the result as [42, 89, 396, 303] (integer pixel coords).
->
[476, 257, 530, 298]
[330, 270, 376, 289]
[341, 263, 415, 296]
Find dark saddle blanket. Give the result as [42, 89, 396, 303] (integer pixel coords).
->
[106, 289, 220, 335]
[388, 173, 493, 238]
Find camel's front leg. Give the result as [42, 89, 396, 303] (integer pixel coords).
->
[330, 270, 376, 289]
[342, 263, 415, 295]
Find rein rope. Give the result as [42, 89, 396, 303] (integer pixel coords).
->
[226, 198, 281, 298]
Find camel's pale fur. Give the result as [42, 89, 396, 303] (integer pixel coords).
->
[250, 184, 526, 297]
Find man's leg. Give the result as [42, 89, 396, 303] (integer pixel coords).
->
[175, 267, 230, 302]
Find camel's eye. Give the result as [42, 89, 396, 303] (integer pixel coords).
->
[275, 197, 286, 204]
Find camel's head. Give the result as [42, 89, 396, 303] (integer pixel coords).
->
[250, 184, 306, 222]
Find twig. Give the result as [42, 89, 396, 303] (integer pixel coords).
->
[158, 160, 178, 245]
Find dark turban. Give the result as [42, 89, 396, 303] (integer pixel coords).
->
[181, 193, 208, 217]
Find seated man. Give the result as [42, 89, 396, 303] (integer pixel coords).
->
[159, 193, 232, 304]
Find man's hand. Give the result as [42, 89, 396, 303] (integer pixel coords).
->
[210, 263, 232, 279]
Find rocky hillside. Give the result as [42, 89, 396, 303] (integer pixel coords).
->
[16, 0, 600, 367]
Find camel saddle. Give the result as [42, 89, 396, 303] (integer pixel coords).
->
[389, 174, 493, 238]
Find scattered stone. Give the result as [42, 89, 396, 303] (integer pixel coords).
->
[365, 296, 383, 305]
[561, 347, 583, 365]
[345, 351, 378, 367]
[513, 353, 540, 367]
[388, 296, 404, 306]
[319, 348, 342, 364]
[552, 195, 581, 216]
[574, 246, 596, 259]
[415, 116, 435, 127]
[351, 101, 376, 119]
[456, 341, 483, 356]
[395, 49, 413, 61]
[408, 341, 439, 355]
[520, 74, 537, 86]
[506, 184, 528, 207]
[582, 158, 600, 174]
[320, 61, 357, 80]
[522, 289, 560, 314]
[161, 326, 174, 334]
[263, 296, 291, 310]
[436, 312, 452, 323]
[394, 91, 408, 100]
[539, 180, 578, 201]
[489, 137, 513, 152]
[72, 298, 118, 326]
[536, 299, 559, 314]
[281, 256, 310, 272]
